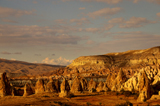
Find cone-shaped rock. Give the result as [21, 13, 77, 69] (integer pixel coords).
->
[88, 78, 97, 92]
[80, 77, 88, 91]
[105, 73, 116, 90]
[45, 78, 57, 93]
[59, 78, 70, 97]
[103, 82, 109, 92]
[96, 81, 104, 92]
[55, 80, 60, 92]
[71, 76, 83, 93]
[23, 83, 33, 96]
[137, 69, 151, 102]
[0, 72, 11, 97]
[112, 69, 127, 91]
[35, 79, 45, 94]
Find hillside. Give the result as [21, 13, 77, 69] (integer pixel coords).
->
[0, 59, 64, 77]
[59, 46, 160, 78]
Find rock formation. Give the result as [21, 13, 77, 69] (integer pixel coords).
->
[0, 72, 11, 97]
[102, 83, 109, 92]
[23, 83, 33, 96]
[111, 69, 127, 91]
[105, 73, 116, 90]
[70, 76, 83, 93]
[88, 78, 97, 92]
[96, 81, 104, 92]
[59, 78, 70, 97]
[35, 79, 45, 94]
[55, 80, 60, 92]
[80, 77, 88, 91]
[137, 69, 151, 102]
[45, 78, 57, 93]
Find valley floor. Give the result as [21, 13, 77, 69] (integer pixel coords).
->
[1, 92, 160, 106]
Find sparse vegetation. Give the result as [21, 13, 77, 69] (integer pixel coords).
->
[86, 102, 91, 106]
[115, 100, 133, 106]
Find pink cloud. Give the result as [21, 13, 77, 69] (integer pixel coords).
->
[79, 7, 85, 10]
[157, 12, 160, 17]
[80, 0, 122, 4]
[108, 17, 156, 28]
[70, 18, 90, 25]
[119, 17, 156, 28]
[88, 7, 122, 18]
[0, 6, 35, 18]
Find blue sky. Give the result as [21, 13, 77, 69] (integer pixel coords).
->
[0, 0, 160, 66]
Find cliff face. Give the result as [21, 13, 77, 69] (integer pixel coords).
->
[64, 46, 160, 77]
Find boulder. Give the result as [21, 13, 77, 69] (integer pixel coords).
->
[23, 83, 33, 96]
[70, 76, 83, 93]
[45, 78, 57, 93]
[0, 72, 11, 97]
[35, 79, 45, 94]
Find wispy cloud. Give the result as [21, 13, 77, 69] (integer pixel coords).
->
[0, 24, 84, 46]
[88, 7, 122, 18]
[2, 19, 18, 23]
[1, 51, 22, 55]
[79, 7, 85, 10]
[108, 17, 156, 28]
[70, 18, 90, 25]
[0, 6, 35, 18]
[157, 12, 160, 17]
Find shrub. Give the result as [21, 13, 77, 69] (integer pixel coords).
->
[86, 102, 91, 106]
[115, 100, 133, 106]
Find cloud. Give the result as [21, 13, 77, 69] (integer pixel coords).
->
[88, 7, 122, 18]
[86, 40, 95, 45]
[157, 12, 160, 17]
[80, 0, 122, 4]
[119, 17, 156, 28]
[108, 17, 156, 28]
[33, 1, 38, 4]
[147, 0, 160, 4]
[98, 32, 160, 53]
[11, 58, 16, 61]
[1, 51, 12, 55]
[42, 57, 73, 66]
[35, 54, 41, 56]
[54, 19, 68, 24]
[0, 6, 35, 18]
[108, 17, 124, 24]
[79, 7, 85, 10]
[2, 19, 18, 23]
[70, 18, 90, 25]
[1, 51, 22, 55]
[0, 24, 84, 46]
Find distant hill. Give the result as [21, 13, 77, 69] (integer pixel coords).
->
[0, 59, 65, 77]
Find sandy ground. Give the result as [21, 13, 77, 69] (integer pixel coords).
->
[0, 92, 160, 106]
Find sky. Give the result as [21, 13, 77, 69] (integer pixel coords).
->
[0, 0, 160, 66]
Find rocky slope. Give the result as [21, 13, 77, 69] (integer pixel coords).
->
[62, 46, 160, 78]
[0, 59, 64, 77]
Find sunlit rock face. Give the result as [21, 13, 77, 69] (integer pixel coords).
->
[64, 46, 160, 78]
